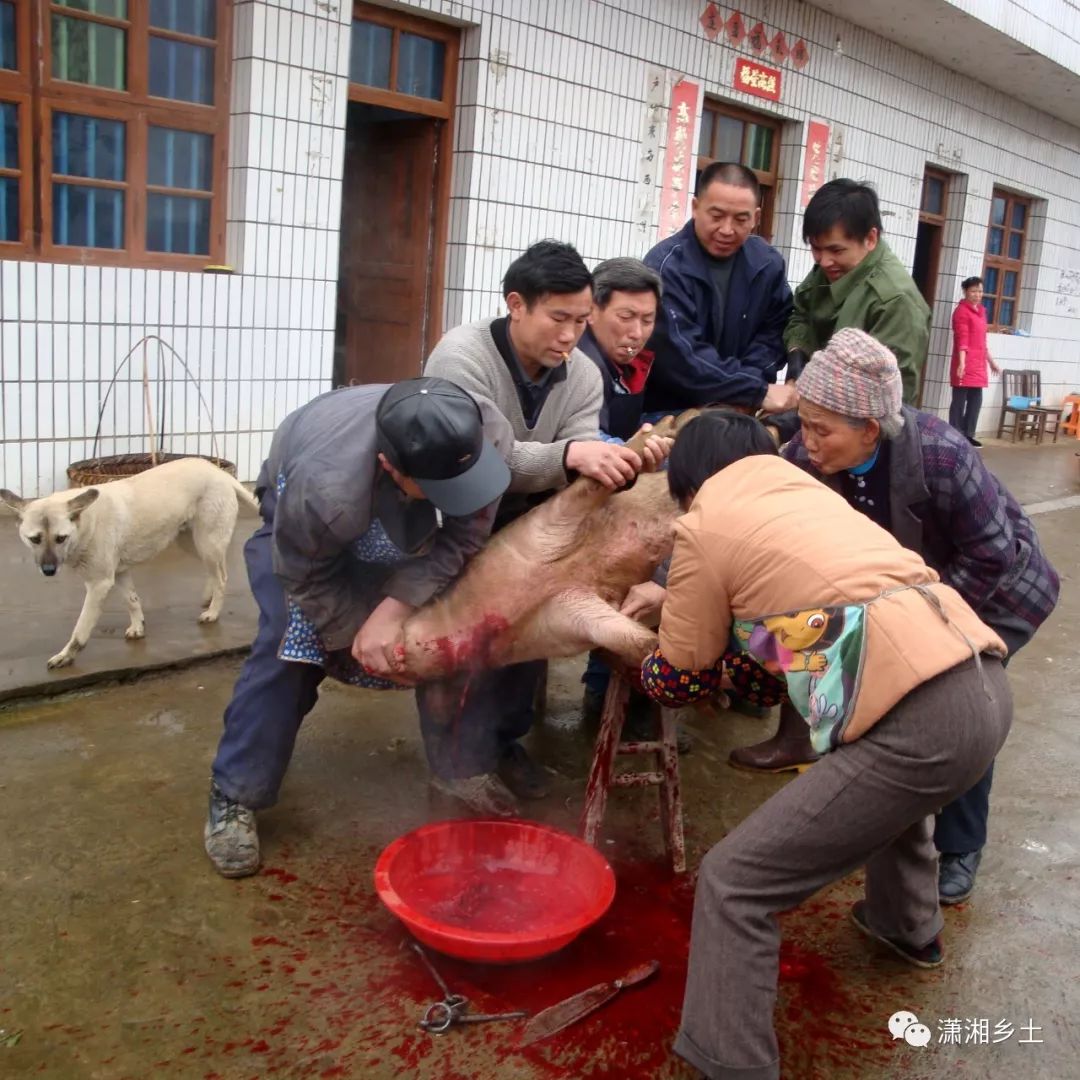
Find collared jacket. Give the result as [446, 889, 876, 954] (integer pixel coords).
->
[577, 326, 654, 441]
[950, 300, 991, 387]
[648, 456, 1004, 749]
[255, 385, 513, 652]
[423, 318, 601, 494]
[642, 223, 792, 410]
[785, 241, 931, 404]
[782, 406, 1059, 638]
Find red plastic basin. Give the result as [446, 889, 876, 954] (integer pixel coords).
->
[374, 820, 616, 963]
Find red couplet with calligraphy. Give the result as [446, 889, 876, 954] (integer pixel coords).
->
[700, 2, 721, 39]
[725, 10, 746, 45]
[733, 58, 782, 102]
[800, 120, 831, 207]
[657, 79, 701, 241]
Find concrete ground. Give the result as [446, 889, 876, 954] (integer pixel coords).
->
[1, 440, 1079, 1079]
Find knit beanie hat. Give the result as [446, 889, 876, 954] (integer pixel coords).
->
[796, 327, 903, 420]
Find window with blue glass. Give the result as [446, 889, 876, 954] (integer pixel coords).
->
[0, 100, 19, 242]
[396, 32, 444, 100]
[983, 189, 1031, 332]
[52, 112, 126, 248]
[0, 0, 23, 247]
[1, 1, 16, 72]
[349, 14, 449, 104]
[149, 0, 217, 106]
[146, 126, 213, 254]
[0, 0, 227, 262]
[349, 20, 392, 88]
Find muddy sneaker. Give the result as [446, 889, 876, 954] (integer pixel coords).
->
[850, 901, 944, 969]
[204, 781, 260, 878]
[430, 773, 520, 817]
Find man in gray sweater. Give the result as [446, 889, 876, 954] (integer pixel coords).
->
[421, 240, 669, 814]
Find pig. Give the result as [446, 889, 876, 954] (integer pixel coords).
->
[397, 414, 693, 681]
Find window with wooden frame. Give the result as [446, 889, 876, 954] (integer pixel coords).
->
[0, 0, 229, 268]
[983, 189, 1030, 332]
[920, 169, 948, 221]
[696, 98, 780, 241]
[347, 2, 457, 116]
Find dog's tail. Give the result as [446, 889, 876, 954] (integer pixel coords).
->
[226, 474, 260, 513]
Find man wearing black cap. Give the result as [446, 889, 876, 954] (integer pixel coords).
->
[204, 377, 512, 878]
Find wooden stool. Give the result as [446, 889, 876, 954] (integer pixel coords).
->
[581, 672, 686, 873]
[1060, 395, 1080, 440]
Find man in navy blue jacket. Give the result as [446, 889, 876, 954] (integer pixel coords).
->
[643, 162, 798, 413]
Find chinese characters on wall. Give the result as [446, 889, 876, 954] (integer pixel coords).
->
[657, 79, 702, 241]
[700, 6, 811, 79]
[633, 67, 670, 237]
[734, 58, 782, 101]
[801, 120, 831, 207]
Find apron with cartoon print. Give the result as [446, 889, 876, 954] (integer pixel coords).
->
[733, 604, 866, 753]
[732, 583, 986, 754]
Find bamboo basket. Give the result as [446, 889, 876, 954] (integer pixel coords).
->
[67, 335, 237, 487]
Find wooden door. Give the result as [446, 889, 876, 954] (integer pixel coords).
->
[339, 116, 439, 385]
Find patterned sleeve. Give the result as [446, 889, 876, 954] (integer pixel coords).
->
[640, 646, 786, 709]
[925, 433, 1018, 610]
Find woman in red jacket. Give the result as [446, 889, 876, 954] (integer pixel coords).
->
[948, 276, 999, 446]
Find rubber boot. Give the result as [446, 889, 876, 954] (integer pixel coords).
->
[728, 700, 819, 774]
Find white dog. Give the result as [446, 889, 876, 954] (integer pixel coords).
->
[2, 458, 259, 669]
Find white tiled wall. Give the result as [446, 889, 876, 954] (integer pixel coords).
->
[3, 0, 1080, 494]
[0, 0, 349, 496]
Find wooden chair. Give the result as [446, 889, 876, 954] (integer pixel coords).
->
[997, 369, 1047, 443]
[1023, 369, 1067, 440]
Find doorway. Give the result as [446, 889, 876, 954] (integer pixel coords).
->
[335, 104, 442, 385]
[912, 168, 950, 308]
[334, 4, 458, 386]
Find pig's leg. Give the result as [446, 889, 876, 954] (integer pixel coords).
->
[503, 591, 658, 668]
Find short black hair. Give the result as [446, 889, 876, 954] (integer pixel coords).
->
[502, 240, 592, 307]
[803, 179, 883, 243]
[668, 410, 778, 505]
[961, 276, 983, 291]
[591, 258, 662, 308]
[695, 161, 761, 205]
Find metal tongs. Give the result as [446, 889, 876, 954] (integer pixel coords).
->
[411, 942, 528, 1034]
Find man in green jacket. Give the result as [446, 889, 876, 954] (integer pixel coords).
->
[783, 179, 930, 405]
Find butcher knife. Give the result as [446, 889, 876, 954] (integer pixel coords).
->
[518, 960, 660, 1047]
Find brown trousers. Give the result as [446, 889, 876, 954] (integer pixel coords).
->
[676, 656, 1013, 1080]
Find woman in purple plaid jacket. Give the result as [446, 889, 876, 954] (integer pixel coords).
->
[745, 328, 1059, 904]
